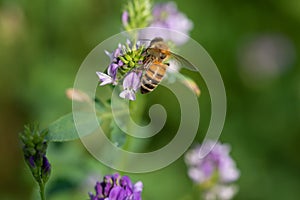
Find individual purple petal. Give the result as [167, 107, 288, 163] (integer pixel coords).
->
[122, 11, 129, 26]
[113, 44, 122, 58]
[109, 186, 126, 200]
[94, 182, 103, 196]
[123, 71, 142, 91]
[133, 181, 143, 193]
[96, 72, 113, 86]
[119, 71, 142, 100]
[108, 63, 119, 78]
[117, 60, 124, 66]
[123, 72, 133, 88]
[41, 156, 51, 177]
[120, 176, 133, 188]
[132, 181, 143, 200]
[119, 89, 136, 101]
[135, 41, 141, 49]
[103, 175, 115, 196]
[122, 74, 132, 89]
[126, 39, 131, 47]
[105, 50, 113, 61]
[88, 192, 96, 200]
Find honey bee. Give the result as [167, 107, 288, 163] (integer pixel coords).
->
[140, 37, 194, 94]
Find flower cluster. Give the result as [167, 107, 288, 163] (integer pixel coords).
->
[19, 124, 51, 185]
[89, 173, 143, 200]
[185, 140, 240, 200]
[238, 34, 295, 83]
[96, 40, 145, 101]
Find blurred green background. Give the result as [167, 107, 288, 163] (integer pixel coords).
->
[0, 0, 299, 199]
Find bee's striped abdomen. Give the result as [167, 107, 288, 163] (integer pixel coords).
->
[141, 63, 167, 94]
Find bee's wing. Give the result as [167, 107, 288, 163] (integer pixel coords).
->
[137, 39, 152, 47]
[169, 52, 196, 71]
[167, 53, 201, 97]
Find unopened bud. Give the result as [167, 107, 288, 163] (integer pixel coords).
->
[66, 88, 91, 102]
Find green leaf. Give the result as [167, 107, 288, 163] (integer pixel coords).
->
[46, 113, 77, 141]
[46, 112, 100, 142]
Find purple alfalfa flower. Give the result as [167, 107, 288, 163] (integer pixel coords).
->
[237, 34, 295, 84]
[97, 44, 124, 86]
[19, 123, 52, 199]
[97, 40, 145, 100]
[96, 71, 114, 86]
[185, 140, 240, 184]
[185, 141, 240, 200]
[119, 71, 142, 101]
[89, 173, 143, 200]
[142, 2, 193, 45]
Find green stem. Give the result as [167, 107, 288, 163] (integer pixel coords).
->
[38, 181, 46, 200]
[96, 109, 129, 119]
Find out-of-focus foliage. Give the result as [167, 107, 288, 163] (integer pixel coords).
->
[0, 0, 299, 199]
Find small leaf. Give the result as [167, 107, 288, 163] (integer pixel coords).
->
[47, 112, 101, 142]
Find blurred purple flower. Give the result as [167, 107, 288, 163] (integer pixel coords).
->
[89, 173, 143, 200]
[119, 71, 142, 101]
[140, 2, 193, 45]
[203, 184, 238, 200]
[237, 34, 295, 83]
[152, 2, 193, 32]
[185, 140, 240, 199]
[122, 11, 129, 27]
[185, 140, 240, 184]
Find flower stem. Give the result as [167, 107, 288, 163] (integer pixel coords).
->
[38, 181, 46, 200]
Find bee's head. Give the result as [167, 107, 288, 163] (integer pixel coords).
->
[150, 37, 169, 51]
[147, 37, 170, 61]
[150, 37, 164, 45]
